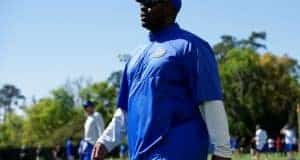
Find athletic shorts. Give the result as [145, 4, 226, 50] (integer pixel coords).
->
[256, 144, 267, 153]
[284, 144, 294, 152]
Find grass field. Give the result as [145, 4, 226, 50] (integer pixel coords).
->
[105, 153, 300, 160]
[230, 153, 300, 160]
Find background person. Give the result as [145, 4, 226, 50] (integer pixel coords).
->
[66, 137, 75, 160]
[281, 124, 297, 160]
[82, 101, 105, 160]
[254, 125, 268, 160]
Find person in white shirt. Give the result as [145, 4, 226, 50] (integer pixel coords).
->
[254, 125, 268, 160]
[81, 101, 104, 160]
[281, 124, 297, 160]
[267, 138, 275, 153]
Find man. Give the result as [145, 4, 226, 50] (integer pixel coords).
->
[92, 0, 232, 159]
[53, 145, 63, 160]
[19, 145, 27, 160]
[82, 101, 105, 160]
[119, 144, 127, 159]
[230, 136, 237, 152]
[275, 135, 283, 153]
[281, 124, 297, 160]
[78, 139, 85, 160]
[36, 145, 42, 160]
[66, 137, 75, 160]
[267, 137, 275, 153]
[254, 125, 268, 160]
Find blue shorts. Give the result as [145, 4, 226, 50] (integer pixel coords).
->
[267, 147, 275, 153]
[256, 144, 267, 153]
[81, 142, 94, 160]
[284, 144, 294, 152]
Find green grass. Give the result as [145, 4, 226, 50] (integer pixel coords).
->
[231, 153, 300, 160]
[105, 153, 300, 160]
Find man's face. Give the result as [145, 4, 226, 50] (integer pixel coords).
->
[84, 106, 94, 115]
[137, 0, 172, 31]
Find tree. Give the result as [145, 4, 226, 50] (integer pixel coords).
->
[22, 88, 76, 146]
[107, 54, 132, 89]
[22, 83, 118, 146]
[220, 48, 300, 137]
[213, 35, 238, 61]
[0, 113, 24, 147]
[52, 88, 75, 108]
[80, 82, 117, 124]
[0, 84, 25, 122]
[239, 32, 267, 50]
[117, 54, 132, 63]
[107, 71, 123, 89]
[213, 32, 267, 62]
[45, 108, 85, 146]
[63, 77, 93, 107]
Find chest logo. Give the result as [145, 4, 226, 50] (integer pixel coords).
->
[151, 48, 166, 58]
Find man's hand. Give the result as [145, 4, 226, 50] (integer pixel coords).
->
[91, 143, 108, 160]
[212, 155, 231, 160]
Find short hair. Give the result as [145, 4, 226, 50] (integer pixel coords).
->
[82, 100, 95, 108]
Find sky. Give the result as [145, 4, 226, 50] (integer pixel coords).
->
[1, 0, 300, 102]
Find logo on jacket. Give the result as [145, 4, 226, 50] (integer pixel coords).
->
[151, 48, 166, 58]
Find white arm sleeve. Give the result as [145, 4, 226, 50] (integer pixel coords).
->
[96, 113, 105, 138]
[96, 108, 127, 152]
[199, 100, 232, 158]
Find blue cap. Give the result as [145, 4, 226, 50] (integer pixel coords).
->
[170, 0, 181, 13]
[82, 100, 95, 108]
[136, 0, 182, 13]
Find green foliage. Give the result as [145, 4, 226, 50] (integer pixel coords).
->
[22, 95, 76, 146]
[0, 84, 25, 121]
[220, 48, 300, 137]
[213, 32, 266, 62]
[214, 32, 300, 137]
[0, 81, 117, 147]
[107, 71, 122, 88]
[0, 113, 24, 147]
[80, 82, 117, 124]
[46, 108, 85, 145]
[20, 88, 78, 146]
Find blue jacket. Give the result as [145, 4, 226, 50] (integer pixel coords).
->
[118, 23, 222, 160]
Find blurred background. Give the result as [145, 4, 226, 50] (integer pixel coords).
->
[1, 0, 300, 159]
